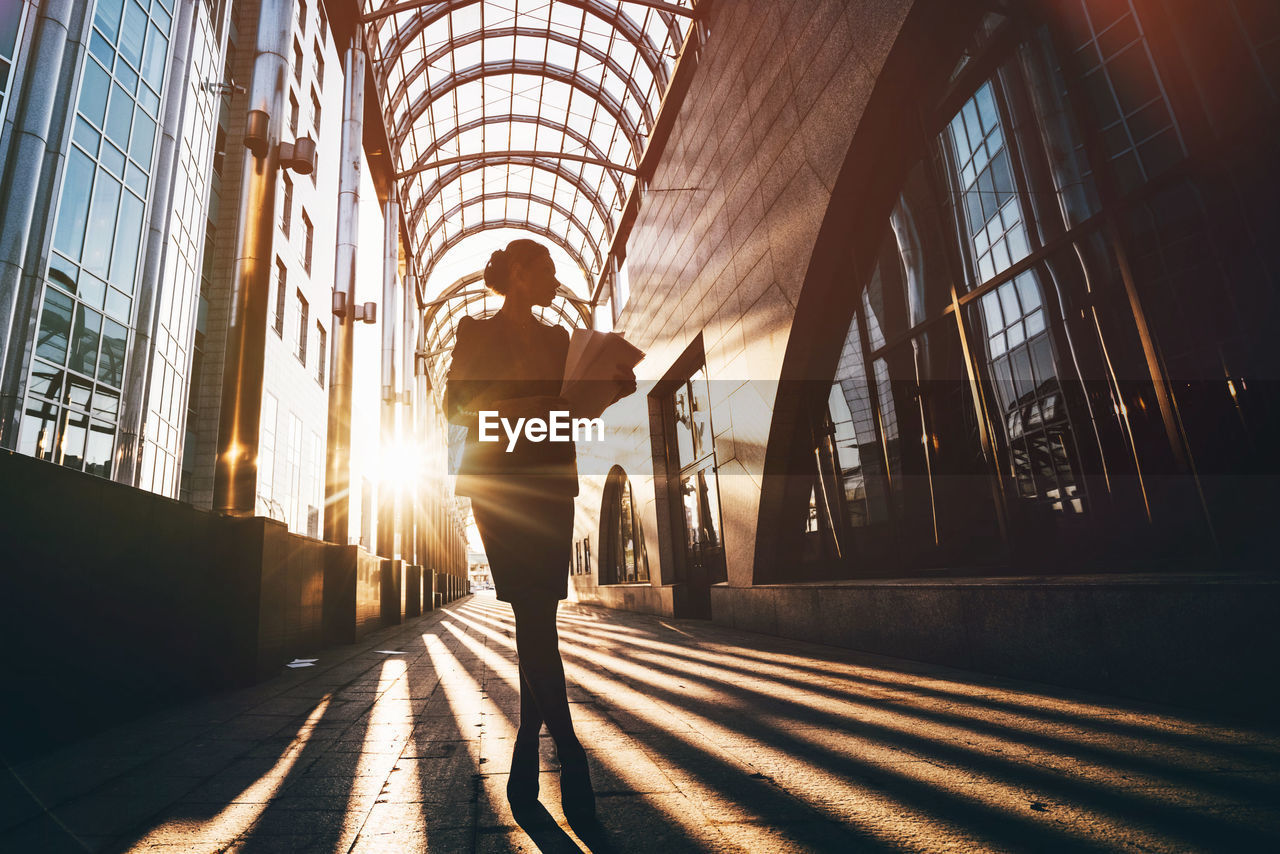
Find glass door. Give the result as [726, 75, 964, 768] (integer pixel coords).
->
[669, 365, 725, 616]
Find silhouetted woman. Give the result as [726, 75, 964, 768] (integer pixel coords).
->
[444, 239, 635, 819]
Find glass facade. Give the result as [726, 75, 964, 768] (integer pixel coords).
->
[0, 0, 26, 127]
[799, 4, 1280, 578]
[139, 0, 223, 497]
[17, 0, 175, 476]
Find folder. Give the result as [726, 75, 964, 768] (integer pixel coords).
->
[560, 329, 646, 419]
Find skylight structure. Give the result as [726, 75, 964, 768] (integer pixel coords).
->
[362, 0, 699, 289]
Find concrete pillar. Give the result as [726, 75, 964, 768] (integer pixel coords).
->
[0, 0, 76, 448]
[116, 0, 198, 485]
[213, 0, 293, 514]
[323, 35, 364, 545]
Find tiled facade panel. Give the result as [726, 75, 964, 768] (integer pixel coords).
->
[581, 1, 915, 594]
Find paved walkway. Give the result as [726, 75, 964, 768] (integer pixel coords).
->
[3, 593, 1279, 853]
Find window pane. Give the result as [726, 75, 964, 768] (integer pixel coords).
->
[83, 170, 121, 279]
[53, 149, 96, 260]
[79, 60, 111, 127]
[118, 0, 146, 68]
[98, 318, 128, 387]
[17, 401, 60, 460]
[36, 288, 73, 363]
[111, 192, 145, 291]
[70, 305, 103, 375]
[84, 420, 115, 478]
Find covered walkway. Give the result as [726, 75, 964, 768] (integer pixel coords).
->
[4, 598, 1279, 852]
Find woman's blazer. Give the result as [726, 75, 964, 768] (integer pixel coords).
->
[443, 313, 579, 498]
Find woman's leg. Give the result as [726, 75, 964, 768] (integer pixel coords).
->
[510, 594, 595, 817]
[510, 595, 581, 753]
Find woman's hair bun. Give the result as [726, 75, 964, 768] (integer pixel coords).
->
[484, 248, 511, 294]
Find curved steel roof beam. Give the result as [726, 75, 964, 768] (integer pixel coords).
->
[404, 113, 628, 201]
[405, 155, 619, 239]
[427, 219, 600, 282]
[371, 0, 670, 93]
[385, 26, 657, 134]
[391, 59, 644, 160]
[421, 191, 604, 267]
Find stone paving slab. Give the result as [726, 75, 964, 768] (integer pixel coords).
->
[3, 593, 1280, 852]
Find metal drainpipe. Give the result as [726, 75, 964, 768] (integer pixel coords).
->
[323, 35, 364, 545]
[377, 190, 399, 558]
[211, 0, 290, 515]
[115, 0, 198, 488]
[0, 0, 76, 449]
[405, 270, 419, 566]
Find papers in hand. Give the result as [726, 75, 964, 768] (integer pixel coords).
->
[560, 329, 645, 420]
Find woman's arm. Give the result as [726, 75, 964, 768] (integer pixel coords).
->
[443, 316, 486, 426]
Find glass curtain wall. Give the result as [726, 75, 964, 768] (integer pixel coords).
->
[16, 0, 175, 477]
[0, 1, 27, 126]
[800, 2, 1280, 578]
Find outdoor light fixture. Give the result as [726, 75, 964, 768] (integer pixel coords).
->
[280, 137, 317, 175]
[243, 109, 269, 157]
[331, 291, 377, 324]
[243, 108, 316, 176]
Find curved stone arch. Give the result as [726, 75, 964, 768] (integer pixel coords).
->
[750, 3, 986, 585]
[406, 155, 618, 242]
[402, 113, 629, 202]
[372, 0, 670, 94]
[385, 26, 657, 135]
[391, 60, 645, 160]
[422, 191, 605, 270]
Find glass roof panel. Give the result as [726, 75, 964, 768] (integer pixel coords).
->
[363, 0, 697, 360]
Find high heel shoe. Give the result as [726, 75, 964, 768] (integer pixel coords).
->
[507, 735, 540, 807]
[558, 745, 596, 820]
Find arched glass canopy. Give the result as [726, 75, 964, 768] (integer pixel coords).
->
[362, 0, 699, 285]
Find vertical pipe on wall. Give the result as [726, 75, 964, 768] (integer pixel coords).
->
[116, 0, 198, 486]
[324, 35, 364, 545]
[377, 190, 399, 558]
[212, 0, 292, 515]
[0, 0, 75, 448]
[402, 269, 417, 566]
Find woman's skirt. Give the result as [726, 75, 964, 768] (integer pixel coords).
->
[470, 485, 575, 603]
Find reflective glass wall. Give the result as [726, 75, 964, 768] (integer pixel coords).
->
[799, 1, 1280, 578]
[16, 0, 176, 477]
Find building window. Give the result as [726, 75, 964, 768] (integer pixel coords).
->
[599, 467, 648, 584]
[298, 0, 308, 36]
[313, 42, 324, 88]
[0, 5, 27, 128]
[316, 321, 326, 385]
[301, 210, 313, 272]
[317, 3, 327, 43]
[258, 392, 277, 517]
[296, 291, 308, 364]
[288, 91, 299, 136]
[655, 353, 723, 613]
[792, 4, 1280, 577]
[292, 38, 302, 85]
[280, 173, 292, 236]
[273, 258, 286, 336]
[16, 0, 174, 476]
[310, 86, 321, 135]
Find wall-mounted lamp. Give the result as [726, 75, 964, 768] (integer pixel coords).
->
[332, 292, 376, 324]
